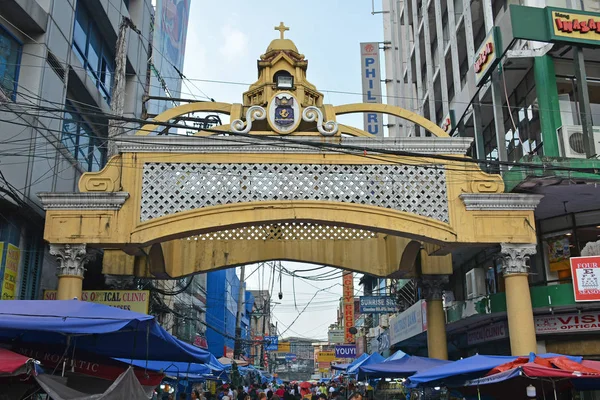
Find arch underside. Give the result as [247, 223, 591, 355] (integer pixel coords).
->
[102, 221, 436, 279]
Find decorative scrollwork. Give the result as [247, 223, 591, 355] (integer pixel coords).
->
[230, 106, 266, 133]
[302, 106, 339, 136]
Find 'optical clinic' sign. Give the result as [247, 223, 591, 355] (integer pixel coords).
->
[467, 321, 508, 345]
[43, 290, 149, 314]
[389, 300, 427, 345]
[359, 296, 398, 313]
[360, 42, 383, 136]
[535, 311, 600, 334]
[550, 8, 600, 45]
[334, 345, 357, 359]
[570, 256, 600, 301]
[474, 27, 501, 86]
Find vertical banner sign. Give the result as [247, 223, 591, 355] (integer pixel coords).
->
[570, 256, 600, 302]
[360, 42, 383, 136]
[343, 272, 355, 343]
[2, 244, 20, 300]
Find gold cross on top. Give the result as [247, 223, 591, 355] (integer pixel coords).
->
[274, 22, 289, 39]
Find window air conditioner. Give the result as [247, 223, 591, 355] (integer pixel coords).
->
[465, 268, 487, 300]
[557, 125, 600, 158]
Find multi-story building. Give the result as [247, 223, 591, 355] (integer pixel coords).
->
[205, 268, 253, 358]
[0, 0, 151, 300]
[382, 0, 600, 358]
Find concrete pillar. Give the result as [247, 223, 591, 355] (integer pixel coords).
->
[49, 244, 92, 300]
[421, 275, 449, 360]
[500, 243, 537, 356]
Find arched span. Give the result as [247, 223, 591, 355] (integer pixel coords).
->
[334, 103, 450, 138]
[135, 102, 233, 135]
[130, 200, 456, 246]
[190, 123, 375, 137]
[111, 234, 423, 279]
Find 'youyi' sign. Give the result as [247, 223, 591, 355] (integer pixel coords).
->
[334, 345, 357, 359]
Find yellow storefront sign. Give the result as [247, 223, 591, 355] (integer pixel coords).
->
[318, 351, 335, 363]
[2, 244, 20, 300]
[552, 10, 600, 43]
[319, 368, 329, 373]
[43, 290, 150, 314]
[278, 341, 291, 352]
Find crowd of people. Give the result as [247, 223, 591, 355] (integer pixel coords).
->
[203, 382, 363, 400]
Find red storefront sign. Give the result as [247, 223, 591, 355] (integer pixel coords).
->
[343, 272, 355, 343]
[14, 347, 163, 385]
[570, 256, 600, 301]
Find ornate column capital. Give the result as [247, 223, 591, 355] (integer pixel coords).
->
[420, 275, 449, 301]
[499, 243, 537, 276]
[49, 244, 94, 278]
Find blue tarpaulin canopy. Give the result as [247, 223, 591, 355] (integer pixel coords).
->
[0, 300, 212, 363]
[117, 359, 212, 375]
[407, 355, 518, 386]
[332, 353, 369, 372]
[385, 350, 407, 362]
[360, 356, 451, 378]
[347, 352, 385, 376]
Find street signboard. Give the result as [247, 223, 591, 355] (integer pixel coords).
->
[570, 256, 600, 301]
[359, 296, 398, 313]
[389, 300, 427, 345]
[328, 329, 345, 344]
[318, 351, 335, 363]
[334, 345, 356, 358]
[360, 42, 383, 136]
[278, 341, 291, 352]
[285, 353, 297, 362]
[467, 321, 508, 345]
[264, 336, 279, 351]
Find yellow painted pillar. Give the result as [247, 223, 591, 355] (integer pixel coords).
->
[57, 276, 84, 300]
[421, 275, 449, 360]
[500, 243, 538, 356]
[49, 244, 92, 300]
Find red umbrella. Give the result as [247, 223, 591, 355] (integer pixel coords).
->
[299, 381, 311, 389]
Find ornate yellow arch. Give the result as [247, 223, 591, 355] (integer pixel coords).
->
[334, 103, 450, 138]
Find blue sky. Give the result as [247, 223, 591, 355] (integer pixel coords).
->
[181, 1, 384, 339]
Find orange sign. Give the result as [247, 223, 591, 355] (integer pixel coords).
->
[343, 272, 355, 343]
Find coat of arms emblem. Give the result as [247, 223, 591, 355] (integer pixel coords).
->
[274, 96, 295, 126]
[267, 92, 300, 134]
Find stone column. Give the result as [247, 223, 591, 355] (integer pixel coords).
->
[49, 244, 93, 300]
[421, 275, 449, 360]
[500, 243, 537, 356]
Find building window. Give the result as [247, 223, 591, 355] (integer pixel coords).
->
[0, 25, 22, 100]
[72, 3, 114, 103]
[61, 101, 106, 172]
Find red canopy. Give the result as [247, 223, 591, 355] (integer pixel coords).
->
[487, 356, 600, 379]
[0, 348, 31, 376]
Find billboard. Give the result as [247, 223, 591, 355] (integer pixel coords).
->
[278, 341, 291, 353]
[359, 296, 398, 313]
[570, 256, 600, 301]
[360, 42, 383, 136]
[149, 0, 191, 115]
[1, 243, 20, 300]
[343, 272, 355, 343]
[43, 290, 150, 314]
[317, 351, 335, 363]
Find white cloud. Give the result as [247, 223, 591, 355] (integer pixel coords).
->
[219, 24, 249, 62]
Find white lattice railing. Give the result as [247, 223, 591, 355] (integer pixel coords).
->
[140, 163, 449, 223]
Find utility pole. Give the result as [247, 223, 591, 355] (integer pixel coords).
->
[259, 295, 269, 368]
[233, 265, 246, 359]
[108, 17, 140, 157]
